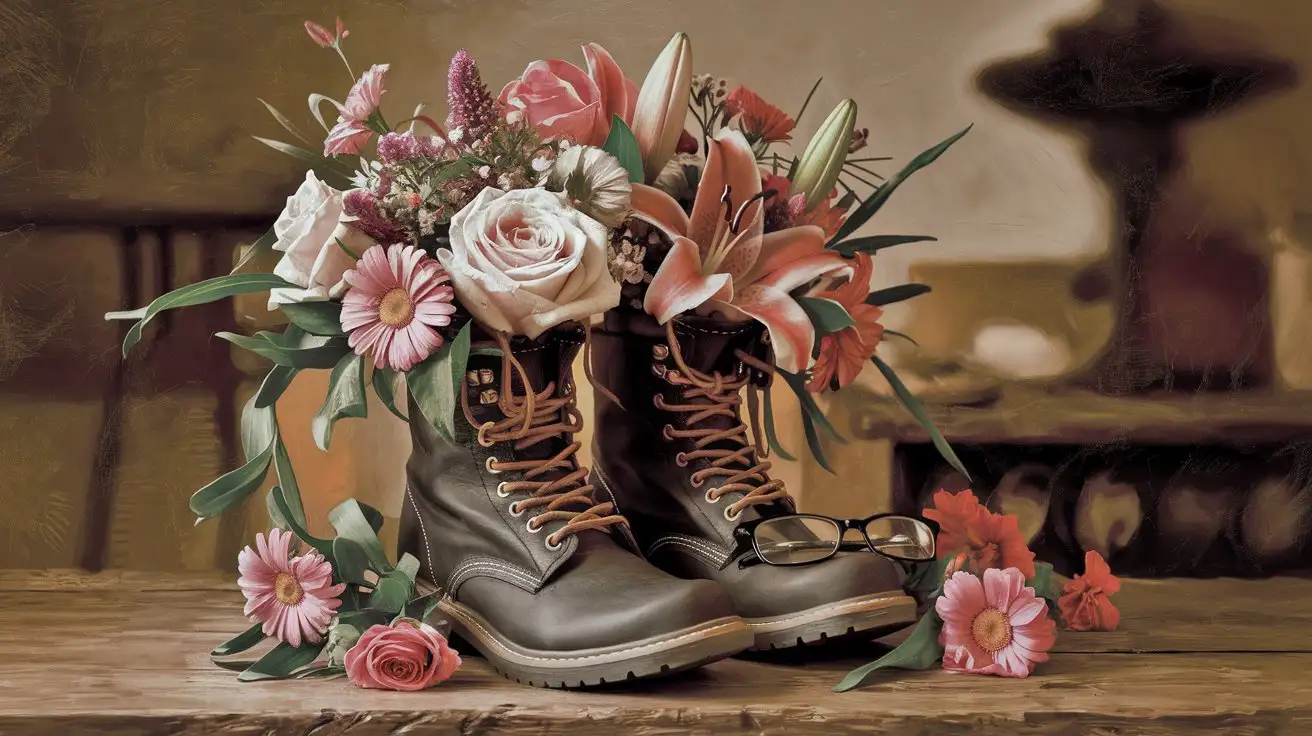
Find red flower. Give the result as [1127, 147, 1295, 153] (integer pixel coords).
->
[1058, 550, 1121, 631]
[924, 489, 1037, 580]
[725, 86, 795, 143]
[806, 253, 884, 392]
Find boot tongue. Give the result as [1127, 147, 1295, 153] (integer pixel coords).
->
[672, 315, 765, 377]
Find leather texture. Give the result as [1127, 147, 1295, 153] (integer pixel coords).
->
[398, 322, 737, 651]
[590, 309, 903, 619]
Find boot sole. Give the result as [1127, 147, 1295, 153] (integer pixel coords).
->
[427, 592, 753, 688]
[743, 592, 918, 651]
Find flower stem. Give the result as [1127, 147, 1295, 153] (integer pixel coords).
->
[333, 45, 356, 81]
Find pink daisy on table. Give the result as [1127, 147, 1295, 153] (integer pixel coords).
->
[237, 528, 346, 647]
[935, 567, 1057, 678]
[340, 244, 457, 372]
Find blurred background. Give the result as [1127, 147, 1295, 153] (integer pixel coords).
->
[2, 0, 1310, 578]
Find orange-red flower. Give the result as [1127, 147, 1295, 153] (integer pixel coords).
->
[725, 86, 795, 143]
[806, 253, 884, 392]
[924, 489, 1037, 580]
[1058, 550, 1121, 631]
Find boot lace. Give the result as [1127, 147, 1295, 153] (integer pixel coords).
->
[461, 332, 628, 547]
[656, 322, 791, 519]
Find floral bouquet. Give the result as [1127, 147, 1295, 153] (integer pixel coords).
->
[105, 17, 976, 687]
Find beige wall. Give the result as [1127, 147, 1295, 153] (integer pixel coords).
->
[2, 0, 1309, 567]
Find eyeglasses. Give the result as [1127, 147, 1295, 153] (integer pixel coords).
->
[731, 513, 939, 569]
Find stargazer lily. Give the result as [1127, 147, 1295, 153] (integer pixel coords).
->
[634, 129, 852, 373]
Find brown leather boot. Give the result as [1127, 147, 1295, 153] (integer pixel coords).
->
[399, 321, 751, 687]
[590, 310, 917, 651]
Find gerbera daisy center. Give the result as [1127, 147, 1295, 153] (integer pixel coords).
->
[971, 608, 1013, 652]
[273, 572, 305, 605]
[378, 288, 415, 327]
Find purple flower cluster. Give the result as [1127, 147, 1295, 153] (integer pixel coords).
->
[445, 49, 498, 141]
[376, 131, 447, 165]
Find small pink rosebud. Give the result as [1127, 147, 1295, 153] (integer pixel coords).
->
[304, 20, 335, 48]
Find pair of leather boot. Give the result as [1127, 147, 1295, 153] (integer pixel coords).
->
[398, 311, 915, 688]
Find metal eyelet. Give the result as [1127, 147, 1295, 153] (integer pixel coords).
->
[652, 394, 666, 409]
[675, 452, 688, 467]
[690, 473, 705, 489]
[477, 421, 496, 448]
[662, 424, 676, 441]
[508, 502, 524, 517]
[703, 489, 720, 504]
[665, 370, 682, 384]
[545, 535, 563, 551]
[724, 506, 742, 522]
[652, 344, 670, 360]
[486, 456, 502, 474]
[652, 363, 668, 379]
[526, 518, 543, 534]
[496, 482, 511, 498]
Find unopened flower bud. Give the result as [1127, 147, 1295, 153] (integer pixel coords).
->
[792, 99, 857, 211]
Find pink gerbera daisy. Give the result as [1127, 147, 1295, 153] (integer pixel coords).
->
[237, 528, 346, 647]
[340, 243, 457, 372]
[935, 567, 1057, 678]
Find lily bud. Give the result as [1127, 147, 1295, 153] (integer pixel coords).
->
[792, 99, 857, 211]
[632, 32, 693, 184]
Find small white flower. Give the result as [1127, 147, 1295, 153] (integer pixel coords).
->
[531, 156, 554, 173]
[448, 128, 465, 143]
[544, 145, 632, 228]
[477, 165, 492, 179]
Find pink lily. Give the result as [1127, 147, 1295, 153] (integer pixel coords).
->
[637, 129, 851, 373]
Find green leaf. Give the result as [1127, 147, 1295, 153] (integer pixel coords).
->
[798, 296, 856, 334]
[1029, 561, 1063, 610]
[216, 331, 351, 369]
[601, 115, 644, 183]
[239, 396, 278, 464]
[332, 537, 373, 584]
[230, 227, 277, 275]
[798, 400, 835, 474]
[292, 665, 346, 680]
[237, 641, 326, 682]
[254, 365, 299, 409]
[279, 302, 344, 336]
[258, 97, 313, 146]
[193, 399, 276, 520]
[269, 486, 332, 557]
[328, 499, 391, 571]
[252, 136, 354, 185]
[828, 125, 972, 245]
[312, 353, 368, 451]
[406, 322, 472, 442]
[778, 369, 846, 443]
[371, 366, 409, 422]
[760, 386, 796, 462]
[395, 552, 420, 583]
[370, 569, 413, 614]
[866, 283, 931, 307]
[402, 592, 442, 622]
[106, 273, 295, 357]
[271, 438, 306, 528]
[307, 93, 341, 132]
[833, 610, 945, 692]
[872, 356, 971, 481]
[338, 608, 392, 631]
[358, 501, 386, 534]
[903, 557, 951, 596]
[882, 329, 919, 347]
[211, 624, 266, 657]
[829, 234, 938, 256]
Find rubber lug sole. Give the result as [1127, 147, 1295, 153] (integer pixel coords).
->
[742, 592, 918, 651]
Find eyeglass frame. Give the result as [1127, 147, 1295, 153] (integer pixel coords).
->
[729, 512, 940, 569]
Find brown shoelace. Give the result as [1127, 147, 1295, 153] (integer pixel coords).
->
[657, 322, 791, 518]
[461, 332, 628, 547]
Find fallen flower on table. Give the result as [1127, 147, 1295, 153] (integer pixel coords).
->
[1059, 550, 1122, 632]
[237, 528, 345, 647]
[924, 489, 1036, 580]
[345, 619, 463, 691]
[937, 567, 1056, 678]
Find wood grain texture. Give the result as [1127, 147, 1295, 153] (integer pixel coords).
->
[0, 572, 1309, 734]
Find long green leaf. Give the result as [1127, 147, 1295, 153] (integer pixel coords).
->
[358, 501, 386, 534]
[254, 365, 299, 409]
[371, 366, 409, 422]
[269, 486, 333, 557]
[882, 329, 920, 347]
[332, 537, 373, 584]
[329, 499, 391, 571]
[866, 283, 931, 307]
[211, 623, 266, 657]
[252, 136, 355, 184]
[307, 93, 341, 132]
[237, 641, 326, 682]
[216, 331, 350, 369]
[406, 323, 471, 442]
[239, 397, 277, 464]
[312, 353, 367, 451]
[230, 227, 277, 275]
[258, 97, 313, 146]
[760, 386, 796, 462]
[190, 448, 272, 520]
[395, 552, 420, 583]
[872, 356, 970, 481]
[833, 609, 944, 692]
[778, 369, 846, 443]
[829, 234, 938, 256]
[279, 302, 344, 336]
[829, 125, 972, 245]
[370, 569, 413, 614]
[106, 273, 294, 357]
[602, 115, 644, 183]
[271, 438, 306, 528]
[798, 296, 856, 334]
[798, 401, 834, 474]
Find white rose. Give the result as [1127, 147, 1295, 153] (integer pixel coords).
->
[439, 187, 621, 338]
[266, 172, 378, 309]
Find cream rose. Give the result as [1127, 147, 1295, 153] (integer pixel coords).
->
[267, 172, 378, 309]
[439, 187, 621, 337]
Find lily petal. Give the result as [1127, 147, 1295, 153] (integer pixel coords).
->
[644, 236, 731, 323]
[742, 225, 827, 286]
[758, 251, 853, 294]
[583, 42, 638, 124]
[688, 129, 763, 260]
[731, 283, 816, 373]
[630, 183, 691, 236]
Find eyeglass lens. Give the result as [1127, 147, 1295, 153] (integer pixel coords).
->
[753, 516, 842, 566]
[863, 515, 936, 561]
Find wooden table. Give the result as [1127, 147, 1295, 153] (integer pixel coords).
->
[1, 571, 1309, 734]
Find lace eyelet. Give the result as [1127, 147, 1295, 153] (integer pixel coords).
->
[674, 452, 688, 467]
[651, 394, 665, 409]
[495, 482, 511, 498]
[661, 424, 676, 441]
[485, 456, 502, 474]
[690, 472, 705, 489]
[545, 535, 563, 551]
[508, 502, 524, 517]
[724, 506, 742, 522]
[526, 518, 543, 534]
[703, 489, 720, 504]
[477, 421, 496, 448]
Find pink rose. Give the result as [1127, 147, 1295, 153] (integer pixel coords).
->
[498, 43, 636, 146]
[344, 620, 462, 691]
[325, 63, 389, 157]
